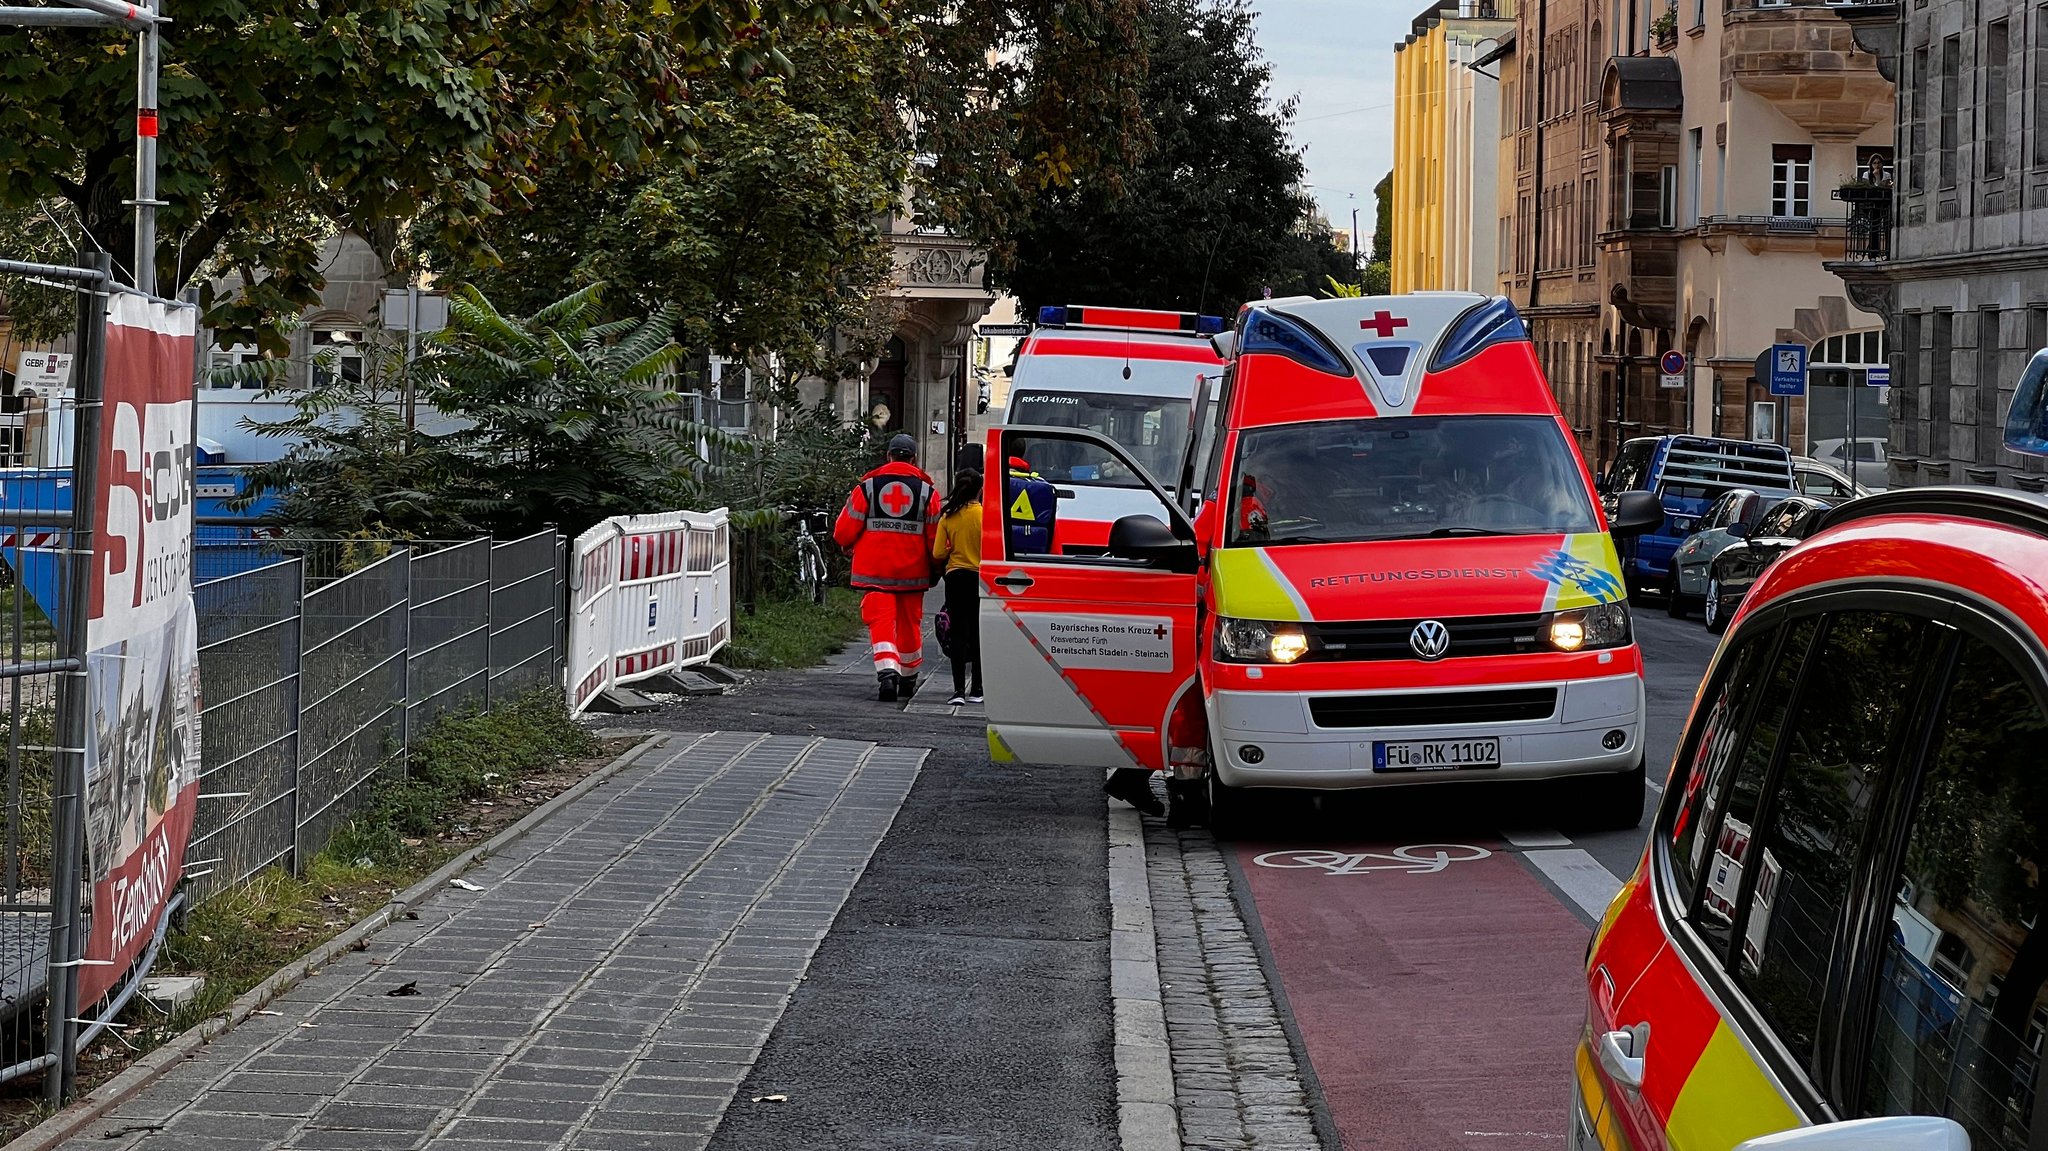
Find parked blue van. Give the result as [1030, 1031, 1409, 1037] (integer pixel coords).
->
[1599, 435, 1796, 598]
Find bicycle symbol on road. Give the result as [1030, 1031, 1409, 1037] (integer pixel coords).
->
[1251, 844, 1493, 876]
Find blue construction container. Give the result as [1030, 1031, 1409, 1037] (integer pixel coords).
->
[0, 465, 286, 622]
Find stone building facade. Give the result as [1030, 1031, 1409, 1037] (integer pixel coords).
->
[1495, 0, 1611, 463]
[1832, 0, 2048, 490]
[1394, 0, 1516, 293]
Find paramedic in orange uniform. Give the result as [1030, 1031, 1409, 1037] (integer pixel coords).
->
[834, 434, 943, 701]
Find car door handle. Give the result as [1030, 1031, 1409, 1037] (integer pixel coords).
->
[994, 574, 1035, 590]
[1596, 1024, 1649, 1090]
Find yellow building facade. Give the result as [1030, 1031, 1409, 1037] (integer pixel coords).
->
[1392, 1, 1515, 293]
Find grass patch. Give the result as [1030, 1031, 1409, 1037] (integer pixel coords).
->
[725, 587, 864, 669]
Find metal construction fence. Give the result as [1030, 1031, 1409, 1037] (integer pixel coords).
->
[568, 509, 732, 714]
[187, 529, 566, 902]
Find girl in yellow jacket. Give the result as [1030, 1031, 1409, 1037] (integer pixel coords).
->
[931, 469, 984, 705]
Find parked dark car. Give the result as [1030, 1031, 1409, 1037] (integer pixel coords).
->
[1667, 487, 1775, 620]
[1701, 493, 1832, 633]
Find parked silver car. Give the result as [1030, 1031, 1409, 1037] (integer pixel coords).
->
[1790, 455, 1867, 504]
[1807, 436, 1888, 489]
[1665, 487, 1784, 619]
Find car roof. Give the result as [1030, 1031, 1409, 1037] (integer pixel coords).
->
[1744, 487, 2048, 626]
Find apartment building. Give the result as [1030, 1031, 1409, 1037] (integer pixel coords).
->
[1393, 0, 1517, 292]
[1832, 0, 2048, 490]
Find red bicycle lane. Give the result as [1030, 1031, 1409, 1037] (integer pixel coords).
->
[1233, 838, 1592, 1151]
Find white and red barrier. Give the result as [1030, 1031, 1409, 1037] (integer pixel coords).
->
[567, 507, 731, 714]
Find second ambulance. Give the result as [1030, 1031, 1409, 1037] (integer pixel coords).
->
[978, 291, 1664, 829]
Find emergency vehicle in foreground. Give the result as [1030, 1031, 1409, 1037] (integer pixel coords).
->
[1002, 305, 1226, 553]
[978, 291, 1665, 830]
[1574, 348, 2048, 1151]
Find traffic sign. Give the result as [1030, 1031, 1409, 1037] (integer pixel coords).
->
[976, 323, 1031, 338]
[1866, 365, 1891, 387]
[1659, 350, 1686, 376]
[1768, 343, 1807, 397]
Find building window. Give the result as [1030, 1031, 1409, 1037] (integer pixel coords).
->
[2037, 9, 2048, 168]
[1931, 311, 1954, 452]
[1911, 44, 1930, 191]
[1716, 140, 1727, 214]
[1985, 19, 2009, 177]
[1660, 164, 1678, 228]
[1687, 128, 1704, 225]
[1582, 176, 1599, 264]
[205, 343, 263, 389]
[1899, 311, 1923, 457]
[310, 328, 365, 390]
[1588, 24, 1603, 102]
[1939, 35, 1960, 188]
[1770, 144, 1813, 217]
[1978, 308, 2002, 466]
[705, 358, 751, 432]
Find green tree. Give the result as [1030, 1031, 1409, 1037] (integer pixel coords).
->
[1370, 169, 1394, 264]
[0, 0, 876, 345]
[449, 21, 906, 376]
[995, 0, 1350, 315]
[241, 283, 724, 542]
[892, 0, 1151, 267]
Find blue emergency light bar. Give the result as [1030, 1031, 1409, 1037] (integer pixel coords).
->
[1036, 305, 1225, 337]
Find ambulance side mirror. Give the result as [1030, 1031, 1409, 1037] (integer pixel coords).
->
[1107, 515, 1197, 574]
[1609, 491, 1664, 538]
[1731, 1116, 1968, 1151]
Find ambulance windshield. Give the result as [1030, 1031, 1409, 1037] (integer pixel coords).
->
[1008, 390, 1190, 488]
[1227, 415, 1598, 546]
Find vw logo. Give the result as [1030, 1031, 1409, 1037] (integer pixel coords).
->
[1409, 620, 1451, 660]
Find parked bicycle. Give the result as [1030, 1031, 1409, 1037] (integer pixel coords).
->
[787, 507, 831, 606]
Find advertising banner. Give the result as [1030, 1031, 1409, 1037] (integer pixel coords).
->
[78, 295, 199, 1006]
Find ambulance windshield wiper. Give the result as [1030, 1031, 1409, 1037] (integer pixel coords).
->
[1424, 526, 1511, 537]
[1259, 534, 1344, 546]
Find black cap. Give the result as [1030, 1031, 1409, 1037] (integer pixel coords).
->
[887, 433, 917, 460]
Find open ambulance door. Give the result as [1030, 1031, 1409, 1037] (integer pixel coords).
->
[981, 425, 1200, 771]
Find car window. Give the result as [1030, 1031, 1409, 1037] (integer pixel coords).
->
[1758, 501, 1804, 538]
[1858, 635, 2048, 1149]
[1669, 635, 1775, 904]
[1799, 469, 1848, 498]
[1008, 390, 1191, 487]
[1702, 493, 1735, 531]
[1784, 501, 1825, 538]
[1694, 617, 1821, 960]
[1731, 611, 1939, 1074]
[1611, 439, 1654, 493]
[1854, 442, 1884, 463]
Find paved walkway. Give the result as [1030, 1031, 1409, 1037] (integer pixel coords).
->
[66, 732, 922, 1151]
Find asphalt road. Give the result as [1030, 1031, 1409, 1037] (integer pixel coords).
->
[613, 671, 1119, 1151]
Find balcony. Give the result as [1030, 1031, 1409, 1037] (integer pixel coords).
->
[1721, 2, 1893, 139]
[1696, 213, 1857, 258]
[1830, 184, 1892, 261]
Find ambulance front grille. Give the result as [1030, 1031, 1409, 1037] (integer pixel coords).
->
[1309, 688, 1559, 728]
[1303, 613, 1548, 661]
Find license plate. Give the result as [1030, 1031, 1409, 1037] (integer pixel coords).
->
[1372, 737, 1501, 772]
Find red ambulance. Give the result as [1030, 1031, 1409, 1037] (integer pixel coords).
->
[1001, 305, 1227, 553]
[979, 292, 1664, 829]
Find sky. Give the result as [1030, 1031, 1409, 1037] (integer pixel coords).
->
[1247, 1, 1417, 253]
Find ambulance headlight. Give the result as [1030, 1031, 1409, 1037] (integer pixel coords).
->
[1217, 619, 1310, 664]
[1545, 601, 1631, 652]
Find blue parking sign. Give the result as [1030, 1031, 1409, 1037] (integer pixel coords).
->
[1768, 344, 1807, 397]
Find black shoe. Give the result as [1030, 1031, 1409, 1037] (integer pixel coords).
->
[877, 671, 899, 702]
[1105, 769, 1165, 817]
[1164, 778, 1206, 829]
[899, 675, 918, 699]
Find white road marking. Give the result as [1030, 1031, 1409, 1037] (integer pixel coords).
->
[1463, 1132, 1566, 1140]
[1523, 847, 1624, 919]
[1645, 778, 1664, 794]
[1502, 829, 1572, 848]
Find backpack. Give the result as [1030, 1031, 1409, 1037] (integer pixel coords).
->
[934, 606, 954, 657]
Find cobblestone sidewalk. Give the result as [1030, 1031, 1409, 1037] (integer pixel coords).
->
[64, 731, 922, 1151]
[1144, 815, 1324, 1151]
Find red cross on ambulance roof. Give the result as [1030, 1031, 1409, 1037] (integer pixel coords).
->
[1359, 310, 1408, 339]
[878, 482, 914, 517]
